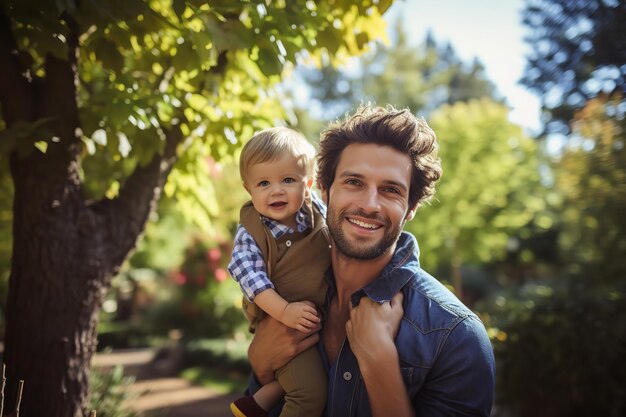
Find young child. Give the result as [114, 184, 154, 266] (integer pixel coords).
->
[228, 127, 330, 417]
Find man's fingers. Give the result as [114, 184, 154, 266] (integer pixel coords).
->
[296, 331, 319, 353]
[390, 291, 404, 309]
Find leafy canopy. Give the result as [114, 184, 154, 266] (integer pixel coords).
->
[1, 0, 391, 228]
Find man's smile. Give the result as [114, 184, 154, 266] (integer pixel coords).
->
[346, 215, 384, 230]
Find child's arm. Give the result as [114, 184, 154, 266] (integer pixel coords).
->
[228, 225, 320, 333]
[254, 289, 320, 333]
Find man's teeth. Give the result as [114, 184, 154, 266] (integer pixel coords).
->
[349, 218, 378, 229]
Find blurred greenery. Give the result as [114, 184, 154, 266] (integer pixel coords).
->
[89, 365, 141, 417]
[521, 0, 626, 135]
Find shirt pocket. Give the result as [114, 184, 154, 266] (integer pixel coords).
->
[399, 363, 429, 397]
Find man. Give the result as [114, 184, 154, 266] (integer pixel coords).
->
[247, 105, 496, 417]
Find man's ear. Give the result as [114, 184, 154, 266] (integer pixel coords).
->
[320, 186, 329, 204]
[405, 205, 418, 222]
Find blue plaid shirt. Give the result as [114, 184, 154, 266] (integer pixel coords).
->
[228, 195, 324, 301]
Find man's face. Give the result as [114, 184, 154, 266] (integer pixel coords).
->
[323, 143, 415, 260]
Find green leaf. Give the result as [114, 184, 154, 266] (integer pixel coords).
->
[34, 141, 48, 153]
[257, 46, 282, 76]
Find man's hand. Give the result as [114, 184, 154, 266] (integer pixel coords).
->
[346, 291, 413, 417]
[346, 291, 404, 365]
[280, 301, 321, 332]
[249, 315, 321, 385]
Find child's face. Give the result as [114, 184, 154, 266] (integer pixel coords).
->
[244, 152, 311, 229]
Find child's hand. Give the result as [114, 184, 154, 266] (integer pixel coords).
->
[280, 301, 321, 333]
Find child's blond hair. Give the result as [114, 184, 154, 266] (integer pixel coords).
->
[239, 127, 316, 182]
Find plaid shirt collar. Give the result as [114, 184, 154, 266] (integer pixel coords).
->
[261, 205, 310, 239]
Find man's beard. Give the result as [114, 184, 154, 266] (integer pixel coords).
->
[326, 208, 403, 260]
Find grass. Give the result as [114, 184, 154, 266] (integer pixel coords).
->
[181, 367, 248, 394]
[180, 335, 251, 394]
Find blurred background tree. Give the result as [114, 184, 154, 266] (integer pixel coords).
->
[521, 0, 626, 135]
[488, 0, 626, 415]
[414, 99, 544, 303]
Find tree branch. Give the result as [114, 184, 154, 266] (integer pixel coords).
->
[95, 123, 185, 268]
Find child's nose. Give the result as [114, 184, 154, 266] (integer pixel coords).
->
[270, 185, 285, 195]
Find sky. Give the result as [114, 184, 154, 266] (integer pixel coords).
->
[384, 0, 542, 134]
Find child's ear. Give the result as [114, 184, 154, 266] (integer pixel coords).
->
[306, 177, 313, 188]
[243, 182, 250, 194]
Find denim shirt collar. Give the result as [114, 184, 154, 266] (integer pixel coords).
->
[325, 231, 421, 307]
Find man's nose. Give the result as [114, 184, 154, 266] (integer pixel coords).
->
[359, 187, 381, 212]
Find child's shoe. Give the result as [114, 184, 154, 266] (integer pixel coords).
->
[230, 396, 268, 417]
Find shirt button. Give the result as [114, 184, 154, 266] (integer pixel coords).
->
[285, 240, 292, 247]
[343, 371, 352, 381]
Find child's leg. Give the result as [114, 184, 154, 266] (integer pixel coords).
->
[230, 381, 284, 417]
[254, 380, 285, 410]
[275, 346, 327, 417]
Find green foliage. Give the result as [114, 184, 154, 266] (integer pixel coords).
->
[97, 159, 249, 347]
[2, 0, 392, 229]
[554, 95, 626, 279]
[407, 99, 545, 274]
[521, 0, 626, 134]
[296, 24, 498, 128]
[181, 366, 247, 395]
[181, 337, 251, 394]
[140, 234, 246, 339]
[357, 25, 498, 115]
[483, 277, 626, 417]
[89, 365, 142, 417]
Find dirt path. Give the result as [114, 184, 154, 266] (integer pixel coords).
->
[93, 349, 238, 417]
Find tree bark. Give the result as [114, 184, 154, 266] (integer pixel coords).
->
[0, 10, 183, 417]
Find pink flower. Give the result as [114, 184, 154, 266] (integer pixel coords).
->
[214, 268, 228, 282]
[172, 272, 187, 285]
[207, 248, 221, 262]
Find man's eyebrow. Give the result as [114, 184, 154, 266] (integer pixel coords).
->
[338, 170, 364, 179]
[338, 170, 409, 192]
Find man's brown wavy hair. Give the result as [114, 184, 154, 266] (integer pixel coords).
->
[317, 105, 442, 210]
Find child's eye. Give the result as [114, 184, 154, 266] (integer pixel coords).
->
[283, 177, 295, 184]
[258, 180, 270, 187]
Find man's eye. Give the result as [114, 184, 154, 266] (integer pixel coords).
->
[384, 187, 400, 194]
[346, 179, 360, 186]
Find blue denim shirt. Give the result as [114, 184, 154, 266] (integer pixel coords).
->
[250, 231, 496, 416]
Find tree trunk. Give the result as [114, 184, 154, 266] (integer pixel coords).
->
[2, 121, 182, 417]
[0, 9, 183, 416]
[4, 153, 103, 416]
